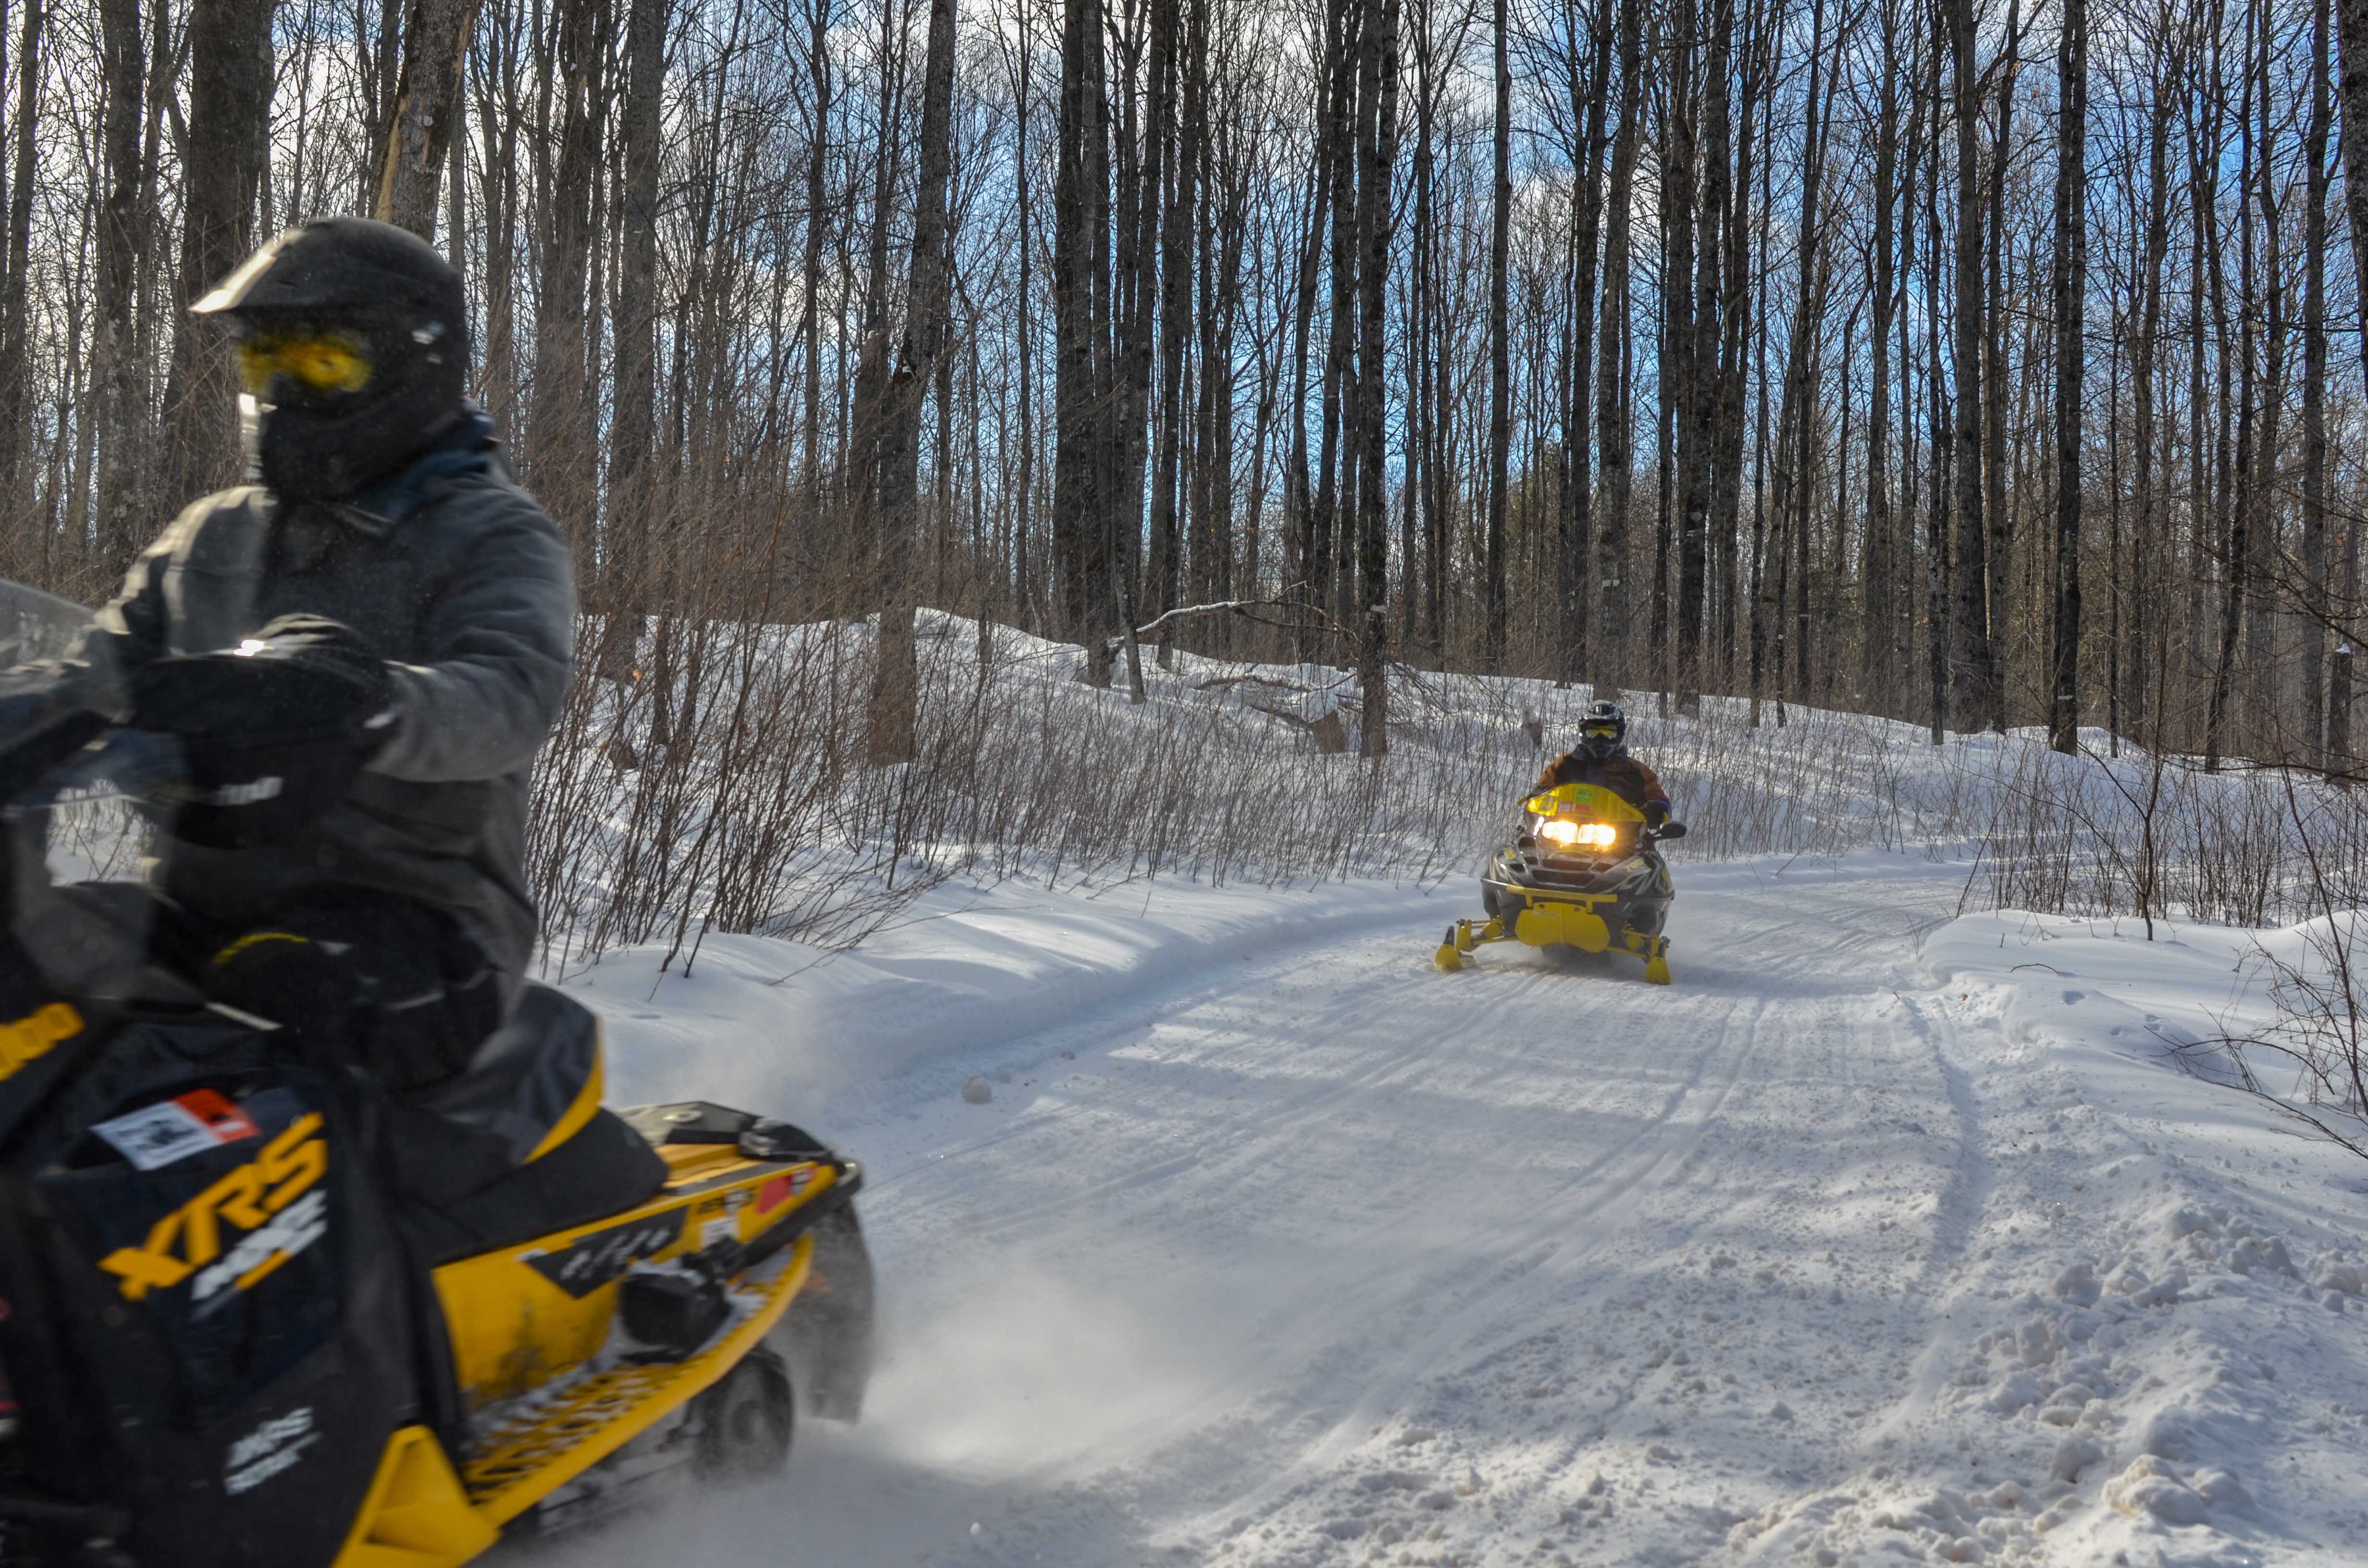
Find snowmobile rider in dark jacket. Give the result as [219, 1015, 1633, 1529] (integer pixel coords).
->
[63, 217, 574, 1094]
[1535, 701, 1688, 839]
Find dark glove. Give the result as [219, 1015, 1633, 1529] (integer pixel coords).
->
[1643, 799, 1671, 829]
[130, 616, 396, 848]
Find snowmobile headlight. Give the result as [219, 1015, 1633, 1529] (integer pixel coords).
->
[1576, 822, 1619, 849]
[1540, 819, 1581, 847]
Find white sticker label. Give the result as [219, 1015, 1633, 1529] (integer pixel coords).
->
[93, 1102, 219, 1171]
[91, 1091, 261, 1172]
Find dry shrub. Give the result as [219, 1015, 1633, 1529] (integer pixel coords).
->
[528, 612, 2067, 976]
[1966, 740, 2368, 931]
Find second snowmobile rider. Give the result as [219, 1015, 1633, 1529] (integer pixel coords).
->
[1535, 701, 1688, 840]
[67, 216, 574, 1094]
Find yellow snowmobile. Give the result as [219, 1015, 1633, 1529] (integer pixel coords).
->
[1434, 780, 1680, 983]
[0, 581, 873, 1567]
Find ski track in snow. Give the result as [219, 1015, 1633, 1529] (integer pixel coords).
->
[567, 858, 2368, 1568]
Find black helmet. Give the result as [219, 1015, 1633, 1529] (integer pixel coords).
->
[193, 217, 469, 503]
[1576, 700, 1627, 761]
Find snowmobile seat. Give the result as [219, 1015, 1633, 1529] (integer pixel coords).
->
[390, 984, 669, 1264]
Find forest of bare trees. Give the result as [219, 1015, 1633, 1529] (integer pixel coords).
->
[1, 0, 2366, 770]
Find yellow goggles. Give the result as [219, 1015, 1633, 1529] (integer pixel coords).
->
[236, 331, 373, 398]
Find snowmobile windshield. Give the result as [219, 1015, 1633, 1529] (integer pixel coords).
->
[0, 575, 89, 667]
[0, 577, 188, 1002]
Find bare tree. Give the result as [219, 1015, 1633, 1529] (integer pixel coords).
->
[2047, 0, 2085, 753]
[1354, 0, 1400, 754]
[0, 0, 44, 543]
[2299, 0, 2330, 771]
[871, 0, 959, 762]
[378, 0, 491, 235]
[1593, 0, 1642, 697]
[91, 0, 146, 572]
[606, 0, 668, 645]
[1485, 0, 1510, 671]
[1947, 0, 1988, 732]
[160, 0, 279, 516]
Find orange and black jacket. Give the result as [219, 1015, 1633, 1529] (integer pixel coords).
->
[1533, 748, 1671, 822]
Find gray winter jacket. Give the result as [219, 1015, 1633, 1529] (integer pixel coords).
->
[70, 418, 575, 999]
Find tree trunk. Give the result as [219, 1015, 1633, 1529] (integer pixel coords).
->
[1862, 0, 1899, 710]
[1980, 0, 2019, 733]
[1769, 0, 1829, 715]
[1007, 20, 1036, 626]
[525, 0, 606, 556]
[376, 0, 488, 238]
[2208, 0, 2259, 771]
[1409, 0, 1439, 654]
[2334, 0, 2363, 772]
[1108, 0, 1155, 677]
[161, 0, 278, 517]
[2303, 0, 2331, 769]
[604, 0, 665, 663]
[1314, 0, 1359, 647]
[1594, 0, 1642, 696]
[1147, 0, 1192, 656]
[2047, 0, 2085, 752]
[1711, 7, 1766, 692]
[848, 0, 905, 530]
[1946, 0, 1986, 731]
[1055, 0, 1110, 677]
[802, 0, 832, 503]
[2243, 0, 2284, 753]
[0, 0, 43, 543]
[871, 0, 958, 763]
[1676, 0, 1723, 715]
[1355, 0, 1400, 756]
[2128, 69, 2172, 746]
[1485, 0, 1511, 670]
[2340, 0, 2368, 391]
[92, 0, 148, 572]
[1555, 0, 1613, 686]
[1925, 33, 1951, 745]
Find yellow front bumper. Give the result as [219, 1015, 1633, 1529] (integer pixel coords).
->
[1511, 898, 1612, 953]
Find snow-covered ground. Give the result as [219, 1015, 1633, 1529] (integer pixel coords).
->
[550, 846, 2368, 1568]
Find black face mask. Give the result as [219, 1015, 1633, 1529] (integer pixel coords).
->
[1579, 733, 1622, 761]
[242, 317, 466, 503]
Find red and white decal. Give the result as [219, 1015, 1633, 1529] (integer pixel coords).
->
[755, 1166, 817, 1214]
[92, 1090, 265, 1172]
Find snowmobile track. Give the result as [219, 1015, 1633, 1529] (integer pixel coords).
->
[571, 856, 2368, 1567]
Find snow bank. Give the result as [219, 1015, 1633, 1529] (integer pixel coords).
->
[1726, 913, 2368, 1567]
[570, 871, 1449, 1131]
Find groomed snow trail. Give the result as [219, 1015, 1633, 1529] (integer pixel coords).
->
[576, 859, 2368, 1568]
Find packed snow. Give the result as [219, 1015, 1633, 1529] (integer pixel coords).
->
[516, 619, 2368, 1568]
[540, 819, 2368, 1567]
